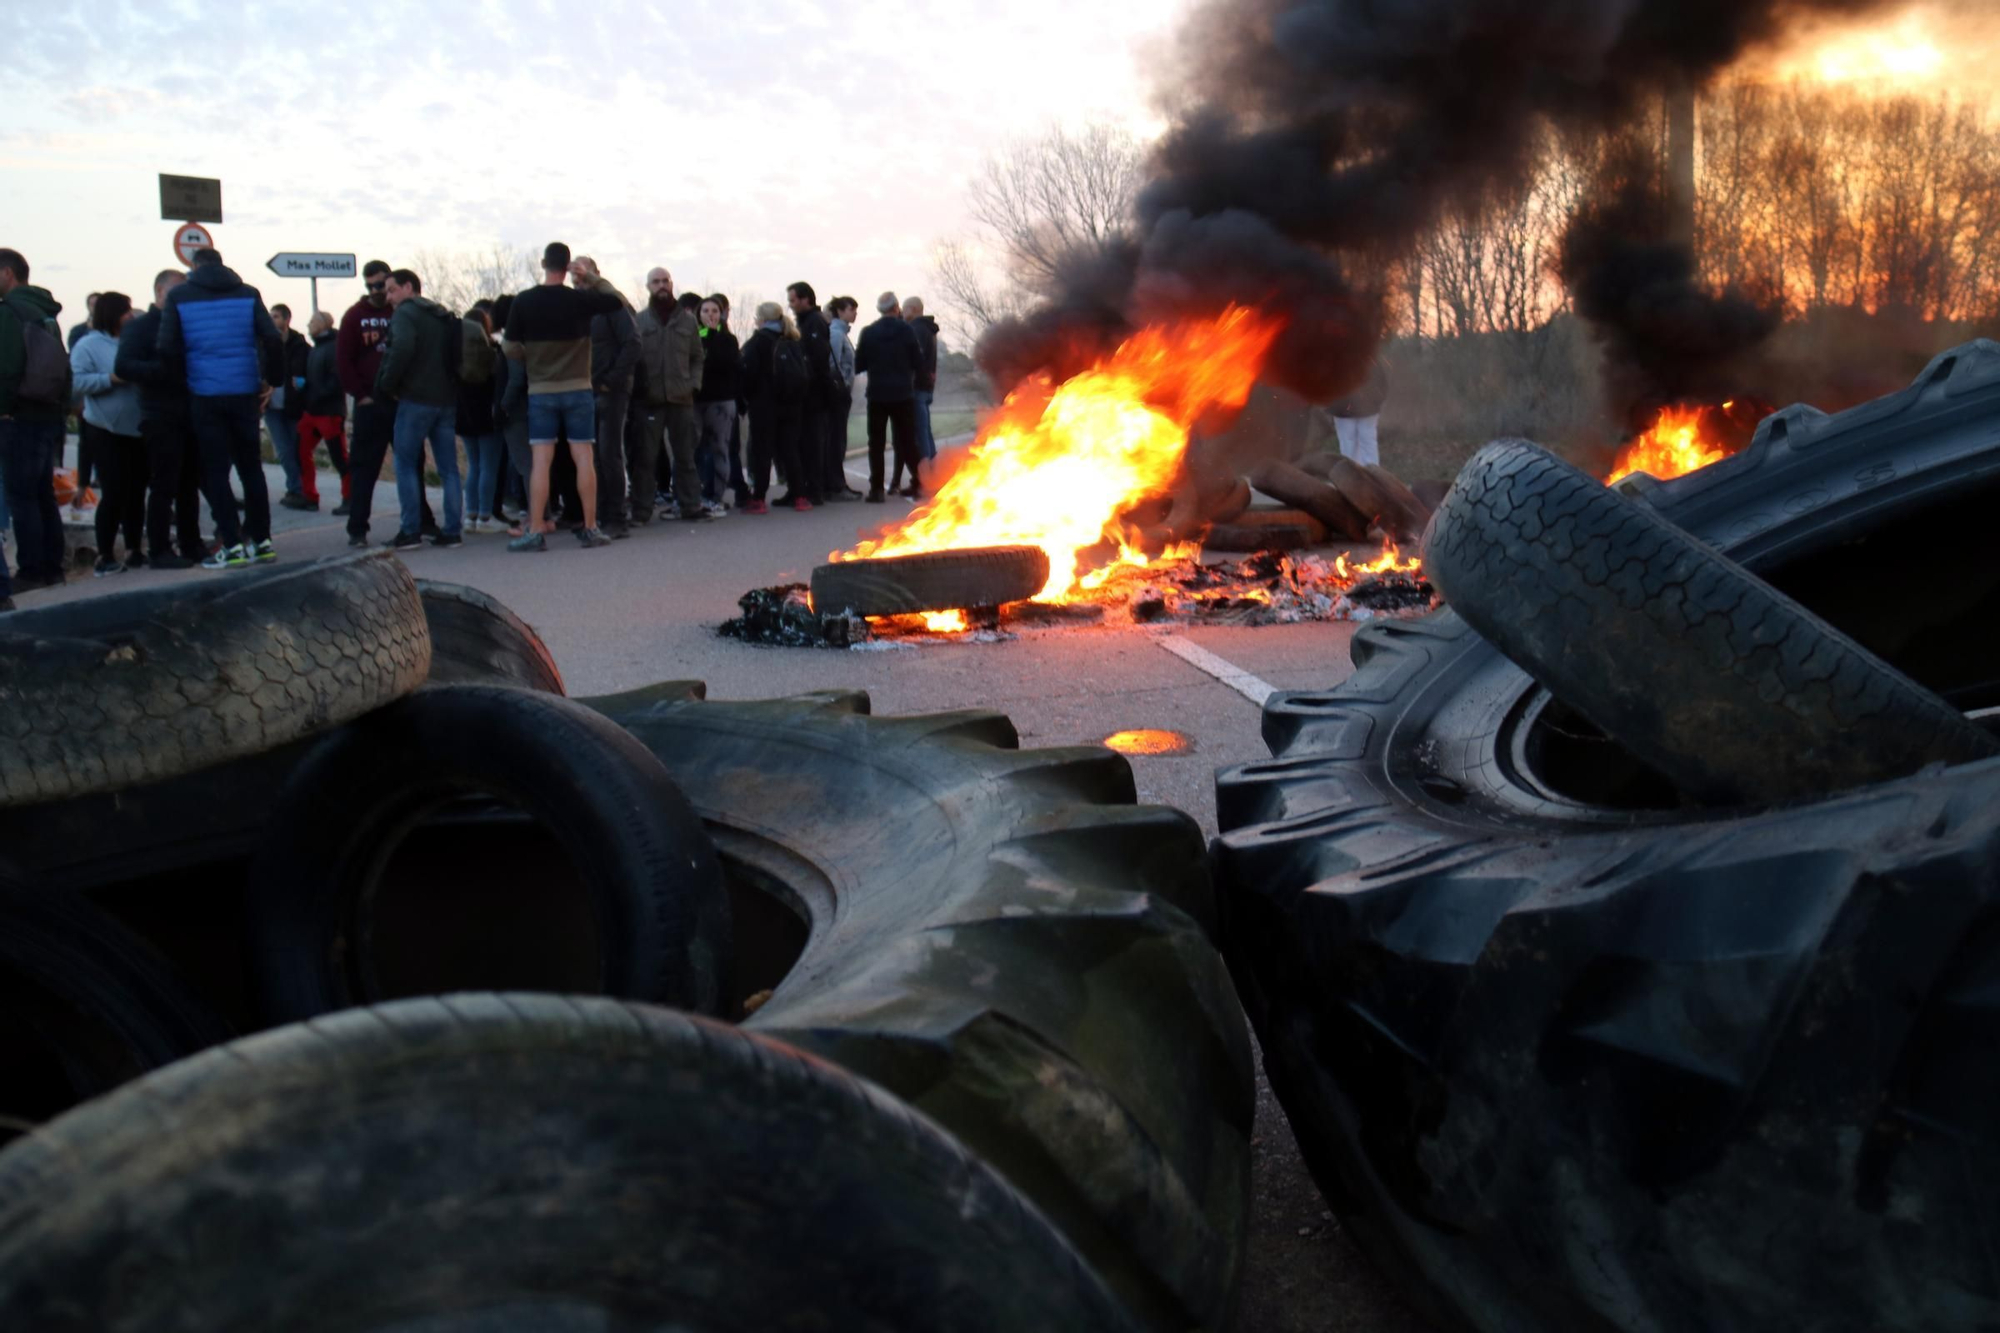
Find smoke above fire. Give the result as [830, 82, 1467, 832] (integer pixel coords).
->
[977, 0, 1901, 409]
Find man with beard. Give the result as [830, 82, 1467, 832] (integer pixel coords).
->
[631, 268, 707, 523]
[785, 280, 830, 505]
[338, 259, 436, 543]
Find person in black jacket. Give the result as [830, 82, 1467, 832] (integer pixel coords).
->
[574, 256, 637, 534]
[786, 281, 832, 504]
[113, 268, 205, 567]
[695, 295, 744, 512]
[297, 311, 349, 512]
[853, 292, 925, 502]
[269, 304, 312, 508]
[903, 296, 940, 467]
[738, 302, 808, 514]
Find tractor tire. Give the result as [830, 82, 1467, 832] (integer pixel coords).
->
[0, 995, 1142, 1333]
[1424, 438, 1997, 804]
[414, 579, 564, 693]
[584, 683, 1253, 1332]
[811, 545, 1050, 616]
[0, 551, 428, 807]
[1213, 339, 2000, 1333]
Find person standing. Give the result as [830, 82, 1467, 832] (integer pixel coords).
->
[456, 306, 505, 532]
[374, 268, 463, 550]
[70, 291, 146, 575]
[297, 310, 349, 512]
[338, 260, 435, 545]
[903, 295, 940, 465]
[786, 281, 831, 504]
[0, 248, 69, 603]
[491, 293, 532, 527]
[501, 242, 625, 552]
[67, 290, 104, 518]
[66, 293, 98, 352]
[694, 296, 740, 516]
[158, 247, 281, 569]
[633, 272, 708, 524]
[116, 268, 204, 569]
[1329, 354, 1390, 467]
[825, 296, 861, 500]
[738, 302, 810, 514]
[571, 256, 636, 536]
[266, 303, 312, 509]
[854, 292, 924, 503]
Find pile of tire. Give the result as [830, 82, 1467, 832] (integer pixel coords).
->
[0, 554, 1252, 1332]
[1215, 339, 2000, 1332]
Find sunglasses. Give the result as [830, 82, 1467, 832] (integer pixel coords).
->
[365, 280, 387, 292]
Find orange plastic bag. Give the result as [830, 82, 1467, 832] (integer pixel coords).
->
[53, 468, 97, 509]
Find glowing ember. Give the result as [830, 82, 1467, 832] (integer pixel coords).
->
[1605, 403, 1742, 484]
[922, 610, 968, 633]
[1334, 538, 1422, 581]
[834, 307, 1281, 601]
[1102, 728, 1194, 756]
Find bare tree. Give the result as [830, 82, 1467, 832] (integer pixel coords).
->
[408, 242, 540, 312]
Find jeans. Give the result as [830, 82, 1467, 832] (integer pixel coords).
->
[915, 389, 936, 461]
[462, 432, 504, 518]
[526, 389, 595, 444]
[89, 423, 146, 558]
[867, 398, 919, 492]
[0, 417, 65, 592]
[188, 394, 270, 548]
[393, 400, 461, 539]
[593, 386, 630, 525]
[143, 415, 203, 559]
[266, 410, 302, 494]
[1334, 414, 1380, 467]
[698, 401, 740, 503]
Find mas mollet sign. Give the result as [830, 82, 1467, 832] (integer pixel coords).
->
[267, 253, 357, 279]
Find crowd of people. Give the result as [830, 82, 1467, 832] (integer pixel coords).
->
[0, 241, 946, 607]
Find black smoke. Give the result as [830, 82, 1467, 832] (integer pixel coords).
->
[976, 0, 1896, 407]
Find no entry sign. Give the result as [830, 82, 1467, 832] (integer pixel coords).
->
[173, 223, 214, 268]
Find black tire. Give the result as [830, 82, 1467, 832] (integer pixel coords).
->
[1247, 459, 1369, 539]
[0, 551, 429, 807]
[811, 544, 1050, 616]
[0, 995, 1143, 1333]
[1425, 438, 1996, 804]
[414, 579, 565, 693]
[584, 682, 1253, 1332]
[0, 881, 230, 1136]
[244, 685, 731, 1026]
[1214, 341, 2000, 1333]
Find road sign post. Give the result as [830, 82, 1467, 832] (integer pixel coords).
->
[267, 253, 357, 316]
[172, 222, 214, 268]
[159, 175, 223, 224]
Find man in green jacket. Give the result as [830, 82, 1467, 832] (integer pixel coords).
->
[631, 269, 707, 523]
[0, 246, 70, 602]
[375, 268, 462, 549]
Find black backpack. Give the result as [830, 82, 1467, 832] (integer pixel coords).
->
[770, 336, 809, 404]
[9, 299, 69, 407]
[434, 305, 464, 385]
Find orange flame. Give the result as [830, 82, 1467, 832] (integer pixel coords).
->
[1605, 403, 1740, 485]
[1334, 538, 1423, 580]
[836, 307, 1282, 601]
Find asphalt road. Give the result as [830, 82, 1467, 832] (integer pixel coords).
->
[23, 444, 1435, 1332]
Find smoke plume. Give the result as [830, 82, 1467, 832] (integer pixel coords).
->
[977, 0, 1897, 408]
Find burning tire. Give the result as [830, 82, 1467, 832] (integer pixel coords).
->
[0, 550, 429, 807]
[415, 580, 565, 693]
[810, 545, 1050, 617]
[1424, 438, 1997, 804]
[586, 682, 1253, 1332]
[1204, 506, 1324, 553]
[0, 996, 1143, 1333]
[1214, 341, 2000, 1333]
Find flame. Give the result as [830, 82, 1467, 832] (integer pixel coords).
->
[1334, 538, 1423, 580]
[1796, 14, 1945, 87]
[922, 610, 968, 633]
[1605, 403, 1742, 484]
[835, 307, 1282, 601]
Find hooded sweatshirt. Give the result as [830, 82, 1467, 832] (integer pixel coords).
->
[71, 329, 141, 436]
[158, 263, 281, 398]
[375, 295, 458, 408]
[116, 303, 187, 424]
[337, 295, 394, 401]
[0, 284, 66, 420]
[828, 316, 855, 392]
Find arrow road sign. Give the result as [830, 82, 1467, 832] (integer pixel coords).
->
[267, 253, 357, 279]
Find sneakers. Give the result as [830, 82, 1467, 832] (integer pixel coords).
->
[431, 532, 464, 549]
[254, 539, 278, 563]
[348, 534, 369, 548]
[507, 529, 547, 553]
[679, 507, 713, 522]
[604, 524, 631, 540]
[202, 544, 250, 570]
[388, 531, 424, 550]
[577, 527, 613, 548]
[701, 500, 728, 518]
[865, 488, 885, 503]
[124, 550, 148, 570]
[774, 493, 801, 508]
[279, 492, 315, 511]
[92, 556, 125, 578]
[330, 501, 351, 517]
[744, 498, 770, 515]
[792, 496, 813, 512]
[148, 552, 195, 570]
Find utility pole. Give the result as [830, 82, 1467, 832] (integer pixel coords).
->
[1666, 82, 1697, 254]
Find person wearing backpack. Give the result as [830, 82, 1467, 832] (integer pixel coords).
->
[373, 268, 464, 550]
[456, 307, 505, 532]
[158, 247, 284, 570]
[853, 291, 925, 503]
[0, 246, 71, 601]
[738, 302, 810, 514]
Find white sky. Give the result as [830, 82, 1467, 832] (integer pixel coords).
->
[2, 0, 1185, 341]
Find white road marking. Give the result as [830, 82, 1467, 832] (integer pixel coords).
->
[1157, 635, 1279, 707]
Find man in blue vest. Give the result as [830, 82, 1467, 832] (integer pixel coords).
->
[158, 247, 282, 569]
